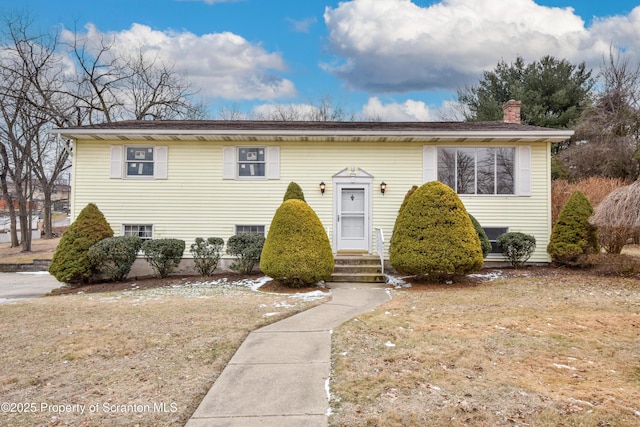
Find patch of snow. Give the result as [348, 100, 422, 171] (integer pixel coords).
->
[288, 290, 328, 302]
[553, 363, 577, 370]
[468, 270, 504, 281]
[0, 298, 23, 304]
[325, 377, 332, 415]
[385, 275, 411, 288]
[384, 341, 396, 347]
[263, 312, 280, 318]
[16, 271, 51, 275]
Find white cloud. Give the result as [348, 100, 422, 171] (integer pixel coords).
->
[62, 23, 296, 100]
[360, 97, 437, 121]
[323, 0, 639, 93]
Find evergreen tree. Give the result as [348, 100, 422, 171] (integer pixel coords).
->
[390, 181, 483, 281]
[49, 203, 113, 284]
[261, 199, 334, 287]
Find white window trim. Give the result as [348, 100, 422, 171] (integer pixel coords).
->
[234, 225, 266, 236]
[223, 146, 280, 180]
[122, 224, 154, 240]
[110, 145, 168, 179]
[424, 145, 530, 196]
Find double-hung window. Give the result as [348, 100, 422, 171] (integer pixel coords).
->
[238, 147, 266, 177]
[223, 146, 280, 180]
[437, 147, 516, 195]
[110, 145, 168, 179]
[126, 147, 154, 177]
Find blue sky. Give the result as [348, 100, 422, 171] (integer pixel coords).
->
[3, 0, 640, 120]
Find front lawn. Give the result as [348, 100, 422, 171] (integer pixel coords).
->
[329, 269, 640, 426]
[0, 277, 328, 426]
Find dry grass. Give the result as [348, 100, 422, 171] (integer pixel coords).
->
[330, 271, 640, 426]
[0, 237, 59, 264]
[0, 282, 328, 426]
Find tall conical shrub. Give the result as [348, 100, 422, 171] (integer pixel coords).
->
[390, 181, 483, 280]
[261, 199, 334, 287]
[547, 190, 598, 266]
[49, 203, 114, 284]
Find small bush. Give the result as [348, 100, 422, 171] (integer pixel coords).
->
[547, 190, 598, 267]
[190, 237, 224, 276]
[497, 232, 536, 269]
[226, 234, 265, 274]
[142, 239, 185, 278]
[87, 236, 142, 281]
[469, 214, 492, 258]
[49, 203, 114, 284]
[261, 199, 334, 287]
[283, 181, 306, 202]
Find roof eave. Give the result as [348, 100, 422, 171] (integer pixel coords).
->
[53, 128, 574, 143]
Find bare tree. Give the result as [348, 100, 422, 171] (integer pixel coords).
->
[565, 48, 640, 181]
[66, 29, 201, 123]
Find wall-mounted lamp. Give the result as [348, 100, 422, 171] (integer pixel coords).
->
[380, 181, 387, 195]
[320, 181, 326, 195]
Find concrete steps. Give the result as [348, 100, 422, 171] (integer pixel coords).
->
[330, 255, 385, 283]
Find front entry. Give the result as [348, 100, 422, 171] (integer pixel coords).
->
[333, 167, 373, 253]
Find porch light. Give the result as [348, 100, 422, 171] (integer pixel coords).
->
[320, 181, 326, 195]
[380, 181, 387, 195]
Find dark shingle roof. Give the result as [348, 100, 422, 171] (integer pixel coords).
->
[61, 119, 556, 132]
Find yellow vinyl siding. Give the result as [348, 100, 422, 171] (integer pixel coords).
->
[72, 138, 551, 262]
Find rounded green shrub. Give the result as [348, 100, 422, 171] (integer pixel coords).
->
[283, 181, 306, 203]
[142, 238, 185, 278]
[48, 203, 114, 284]
[87, 235, 142, 281]
[497, 232, 536, 268]
[547, 190, 598, 266]
[261, 199, 334, 287]
[226, 234, 265, 273]
[190, 237, 224, 276]
[390, 181, 483, 280]
[469, 214, 492, 258]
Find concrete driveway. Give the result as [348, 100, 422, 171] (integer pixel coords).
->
[0, 272, 63, 302]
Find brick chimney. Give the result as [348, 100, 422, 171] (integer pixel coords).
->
[502, 99, 522, 124]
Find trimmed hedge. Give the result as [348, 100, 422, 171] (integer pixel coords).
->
[261, 199, 334, 287]
[227, 234, 265, 274]
[87, 235, 142, 281]
[547, 190, 598, 266]
[49, 203, 113, 284]
[498, 232, 536, 268]
[142, 238, 185, 278]
[390, 181, 483, 280]
[190, 237, 224, 276]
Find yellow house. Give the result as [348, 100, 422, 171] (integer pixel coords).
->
[55, 102, 573, 272]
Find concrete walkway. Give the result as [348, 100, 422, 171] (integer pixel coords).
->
[186, 282, 391, 427]
[0, 272, 63, 302]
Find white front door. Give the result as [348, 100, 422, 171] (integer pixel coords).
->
[336, 185, 370, 252]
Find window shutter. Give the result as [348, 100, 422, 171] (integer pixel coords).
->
[110, 146, 123, 178]
[518, 145, 531, 196]
[222, 147, 235, 179]
[266, 146, 280, 180]
[423, 145, 437, 182]
[154, 146, 168, 179]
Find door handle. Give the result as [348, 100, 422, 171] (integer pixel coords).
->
[337, 215, 340, 222]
